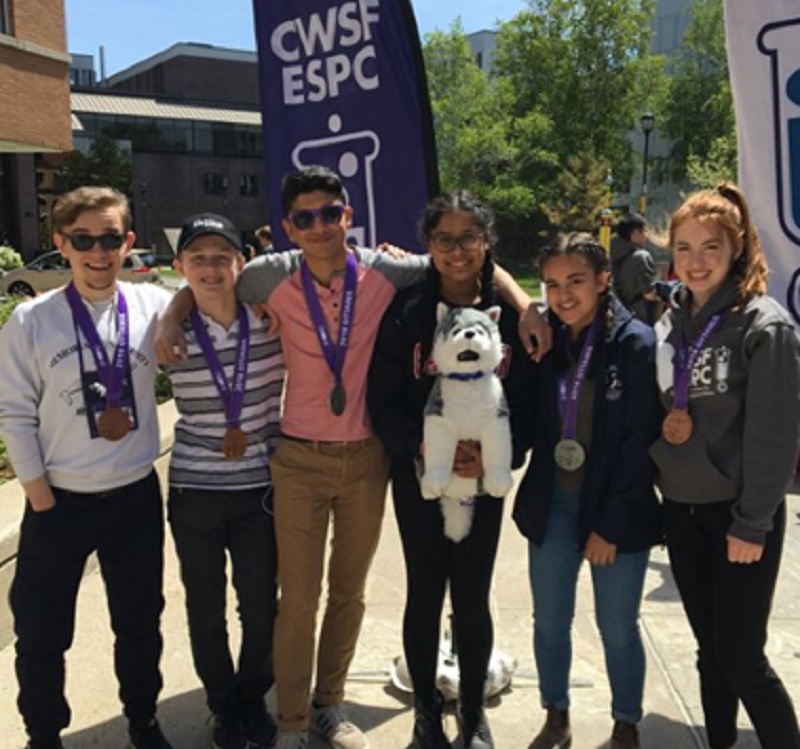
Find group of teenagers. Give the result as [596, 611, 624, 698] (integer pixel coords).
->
[0, 165, 798, 749]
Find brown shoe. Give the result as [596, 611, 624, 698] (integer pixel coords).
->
[610, 721, 639, 749]
[528, 708, 571, 749]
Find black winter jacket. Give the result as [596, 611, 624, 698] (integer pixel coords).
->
[513, 297, 663, 552]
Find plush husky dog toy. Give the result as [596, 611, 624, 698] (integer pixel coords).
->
[421, 303, 514, 541]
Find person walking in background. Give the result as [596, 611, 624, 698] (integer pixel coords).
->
[650, 183, 800, 749]
[514, 233, 662, 749]
[163, 213, 284, 749]
[367, 192, 536, 749]
[255, 225, 275, 254]
[610, 213, 660, 325]
[0, 186, 174, 749]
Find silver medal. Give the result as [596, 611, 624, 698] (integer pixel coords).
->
[554, 438, 586, 471]
[329, 382, 347, 416]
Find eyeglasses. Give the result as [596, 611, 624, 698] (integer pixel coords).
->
[62, 232, 126, 252]
[430, 232, 485, 254]
[287, 203, 346, 231]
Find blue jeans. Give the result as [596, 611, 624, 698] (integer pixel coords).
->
[528, 485, 649, 724]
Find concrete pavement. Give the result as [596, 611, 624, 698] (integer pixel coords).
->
[0, 436, 799, 748]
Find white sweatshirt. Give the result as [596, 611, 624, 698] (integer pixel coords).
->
[0, 282, 172, 493]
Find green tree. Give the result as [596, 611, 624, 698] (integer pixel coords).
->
[661, 0, 735, 184]
[56, 135, 133, 193]
[423, 22, 556, 219]
[494, 0, 665, 193]
[541, 152, 613, 232]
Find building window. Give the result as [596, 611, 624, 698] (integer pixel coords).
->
[203, 173, 228, 196]
[240, 174, 259, 197]
[0, 0, 11, 35]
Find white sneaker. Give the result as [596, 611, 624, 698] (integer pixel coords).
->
[275, 730, 308, 749]
[310, 704, 369, 749]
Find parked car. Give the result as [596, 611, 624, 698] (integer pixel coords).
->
[0, 250, 160, 297]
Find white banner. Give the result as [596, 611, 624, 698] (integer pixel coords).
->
[724, 3, 800, 323]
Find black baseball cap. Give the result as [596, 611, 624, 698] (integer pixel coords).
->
[177, 213, 243, 253]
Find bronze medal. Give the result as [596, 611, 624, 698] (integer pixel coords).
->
[662, 408, 693, 445]
[97, 407, 131, 442]
[222, 426, 248, 460]
[554, 438, 586, 472]
[329, 382, 347, 416]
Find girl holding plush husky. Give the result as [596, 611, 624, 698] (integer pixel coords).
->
[513, 233, 662, 749]
[650, 184, 800, 749]
[367, 192, 535, 749]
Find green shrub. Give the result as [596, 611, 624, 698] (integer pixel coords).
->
[0, 296, 25, 329]
[155, 371, 173, 404]
[0, 245, 23, 271]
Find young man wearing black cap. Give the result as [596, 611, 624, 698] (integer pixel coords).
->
[0, 186, 174, 749]
[163, 214, 285, 749]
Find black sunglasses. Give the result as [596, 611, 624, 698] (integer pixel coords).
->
[63, 232, 126, 252]
[287, 203, 346, 231]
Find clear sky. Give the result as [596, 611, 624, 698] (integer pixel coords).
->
[64, 0, 528, 77]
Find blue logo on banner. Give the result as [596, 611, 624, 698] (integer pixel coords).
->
[758, 17, 800, 323]
[253, 0, 439, 252]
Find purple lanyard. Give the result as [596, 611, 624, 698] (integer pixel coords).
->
[65, 283, 129, 408]
[190, 304, 250, 428]
[672, 313, 723, 409]
[300, 252, 357, 388]
[558, 317, 601, 440]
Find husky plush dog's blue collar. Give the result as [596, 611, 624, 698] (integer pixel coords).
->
[443, 371, 486, 381]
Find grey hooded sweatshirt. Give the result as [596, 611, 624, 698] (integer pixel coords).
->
[610, 235, 657, 324]
[650, 278, 800, 544]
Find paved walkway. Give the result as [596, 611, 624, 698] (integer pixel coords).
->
[1, 448, 799, 748]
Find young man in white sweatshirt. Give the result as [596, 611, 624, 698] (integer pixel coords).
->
[0, 186, 174, 749]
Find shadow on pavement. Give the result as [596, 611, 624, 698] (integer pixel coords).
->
[644, 558, 681, 603]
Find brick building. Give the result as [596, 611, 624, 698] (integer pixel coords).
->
[69, 43, 267, 252]
[0, 0, 71, 255]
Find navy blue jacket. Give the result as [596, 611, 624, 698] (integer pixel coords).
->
[513, 297, 663, 552]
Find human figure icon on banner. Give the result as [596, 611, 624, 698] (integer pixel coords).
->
[758, 19, 800, 245]
[291, 113, 381, 248]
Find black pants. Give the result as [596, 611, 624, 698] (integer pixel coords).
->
[393, 464, 503, 713]
[664, 499, 800, 749]
[11, 471, 165, 743]
[168, 485, 277, 716]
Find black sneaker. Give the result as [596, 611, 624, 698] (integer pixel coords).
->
[128, 718, 174, 749]
[24, 742, 64, 749]
[212, 712, 250, 749]
[240, 698, 278, 748]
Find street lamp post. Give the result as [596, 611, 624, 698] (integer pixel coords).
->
[599, 170, 614, 252]
[639, 113, 655, 216]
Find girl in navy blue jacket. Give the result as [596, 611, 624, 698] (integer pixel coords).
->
[513, 233, 662, 749]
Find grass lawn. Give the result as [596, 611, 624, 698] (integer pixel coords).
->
[515, 272, 542, 301]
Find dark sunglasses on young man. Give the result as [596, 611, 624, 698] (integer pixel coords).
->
[287, 203, 346, 231]
[62, 232, 126, 252]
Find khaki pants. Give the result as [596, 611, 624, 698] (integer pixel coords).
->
[270, 436, 389, 731]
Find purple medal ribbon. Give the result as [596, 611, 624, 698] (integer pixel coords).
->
[672, 313, 723, 409]
[300, 251, 357, 392]
[190, 304, 250, 428]
[558, 316, 601, 440]
[65, 283, 129, 408]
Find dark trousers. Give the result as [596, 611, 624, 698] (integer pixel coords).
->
[664, 499, 800, 749]
[168, 485, 277, 716]
[393, 465, 503, 713]
[10, 471, 165, 743]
